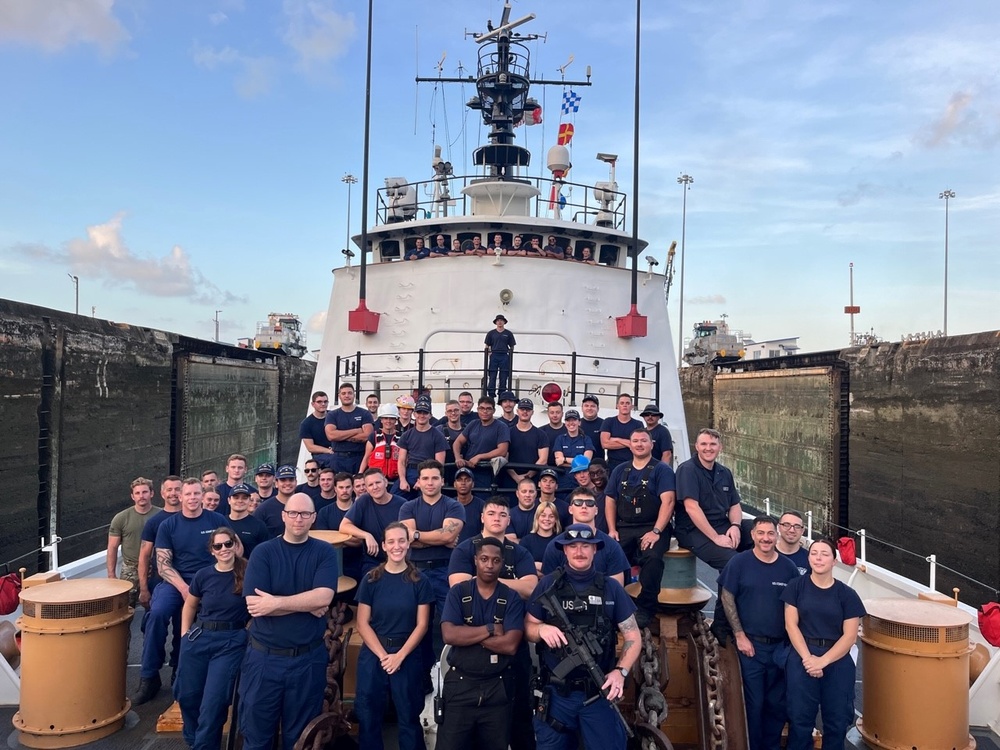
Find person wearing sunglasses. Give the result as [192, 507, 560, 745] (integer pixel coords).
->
[239, 493, 339, 750]
[540, 487, 630, 585]
[293, 459, 324, 505]
[174, 527, 249, 750]
[777, 511, 810, 575]
[526, 523, 641, 750]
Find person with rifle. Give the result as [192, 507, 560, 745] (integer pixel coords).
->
[525, 523, 641, 749]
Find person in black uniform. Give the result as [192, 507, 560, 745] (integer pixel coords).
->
[438, 537, 525, 750]
[175, 527, 249, 750]
[484, 315, 516, 398]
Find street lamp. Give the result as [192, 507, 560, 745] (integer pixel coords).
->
[342, 173, 358, 265]
[677, 174, 694, 366]
[939, 189, 955, 336]
[214, 310, 222, 342]
[67, 273, 79, 315]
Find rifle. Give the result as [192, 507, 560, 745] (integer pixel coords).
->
[538, 586, 634, 738]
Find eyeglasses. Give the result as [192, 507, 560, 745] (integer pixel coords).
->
[304, 468, 319, 474]
[570, 499, 597, 508]
[212, 540, 235, 550]
[779, 522, 804, 531]
[565, 527, 596, 539]
[283, 510, 316, 519]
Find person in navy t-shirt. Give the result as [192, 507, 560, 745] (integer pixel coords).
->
[541, 487, 630, 585]
[777, 511, 810, 575]
[340, 469, 407, 574]
[600, 393, 644, 470]
[299, 390, 335, 467]
[324, 383, 375, 475]
[452, 397, 510, 490]
[484, 315, 516, 398]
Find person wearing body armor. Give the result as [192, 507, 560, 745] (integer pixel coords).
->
[541, 486, 630, 584]
[604, 428, 676, 627]
[438, 537, 525, 750]
[361, 404, 401, 482]
[526, 524, 641, 750]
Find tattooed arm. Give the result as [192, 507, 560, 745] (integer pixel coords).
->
[602, 614, 642, 700]
[409, 518, 464, 548]
[721, 588, 755, 656]
[155, 547, 190, 600]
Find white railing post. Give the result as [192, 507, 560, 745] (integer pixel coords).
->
[764, 497, 771, 516]
[41, 535, 61, 571]
[806, 511, 813, 540]
[928, 554, 937, 591]
[858, 528, 867, 567]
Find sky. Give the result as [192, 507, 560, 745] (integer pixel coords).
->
[1, 0, 998, 354]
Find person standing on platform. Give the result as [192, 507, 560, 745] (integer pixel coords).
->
[300, 391, 334, 468]
[227, 483, 270, 558]
[355, 522, 433, 750]
[438, 537, 525, 750]
[782, 538, 866, 750]
[175, 526, 249, 750]
[718, 516, 799, 750]
[107, 477, 162, 608]
[238, 494, 339, 750]
[600, 394, 644, 471]
[484, 315, 516, 398]
[324, 382, 375, 475]
[777, 511, 810, 575]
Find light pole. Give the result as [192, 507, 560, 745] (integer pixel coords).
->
[342, 173, 358, 263]
[214, 310, 222, 342]
[677, 174, 694, 366]
[939, 189, 955, 336]
[67, 273, 79, 315]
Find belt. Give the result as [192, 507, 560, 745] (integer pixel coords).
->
[249, 636, 324, 658]
[200, 620, 247, 631]
[746, 634, 785, 645]
[806, 637, 837, 648]
[554, 677, 600, 698]
[412, 559, 449, 569]
[378, 635, 409, 650]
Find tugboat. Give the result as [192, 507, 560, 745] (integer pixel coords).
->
[253, 312, 308, 357]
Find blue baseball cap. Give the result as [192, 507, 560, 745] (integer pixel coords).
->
[255, 463, 275, 475]
[570, 455, 591, 474]
[275, 465, 297, 479]
[231, 483, 253, 496]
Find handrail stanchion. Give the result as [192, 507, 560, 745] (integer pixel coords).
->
[764, 497, 771, 516]
[633, 358, 640, 404]
[569, 351, 578, 406]
[335, 355, 342, 384]
[481, 348, 489, 396]
[859, 528, 867, 567]
[355, 351, 362, 394]
[655, 359, 661, 407]
[417, 348, 425, 393]
[806, 510, 813, 540]
[928, 554, 937, 591]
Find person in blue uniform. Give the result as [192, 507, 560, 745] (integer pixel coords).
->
[541, 487, 630, 585]
[552, 408, 595, 490]
[777, 511, 810, 575]
[504, 398, 549, 488]
[299, 391, 335, 467]
[580, 394, 605, 461]
[452, 397, 510, 490]
[404, 237, 429, 260]
[253, 465, 299, 537]
[782, 537, 866, 750]
[543, 235, 565, 259]
[484, 315, 516, 398]
[600, 393, 643, 470]
[339, 469, 407, 575]
[294, 459, 325, 504]
[604, 428, 676, 627]
[526, 524, 642, 750]
[135, 478, 231, 705]
[355, 522, 434, 750]
[175, 527, 249, 750]
[324, 382, 375, 475]
[450, 467, 485, 543]
[238, 493, 340, 750]
[226, 483, 270, 558]
[520, 501, 562, 571]
[396, 396, 449, 498]
[497, 390, 518, 427]
[428, 233, 450, 258]
[639, 403, 674, 464]
[438, 537, 526, 750]
[718, 516, 799, 750]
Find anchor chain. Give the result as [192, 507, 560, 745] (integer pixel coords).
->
[691, 612, 727, 750]
[294, 601, 351, 750]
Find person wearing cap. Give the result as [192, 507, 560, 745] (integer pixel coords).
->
[253, 465, 300, 537]
[484, 315, 516, 398]
[580, 395, 605, 461]
[227, 483, 270, 558]
[539, 401, 568, 467]
[238, 493, 339, 750]
[604, 428, 677, 628]
[404, 236, 429, 261]
[361, 404, 402, 484]
[541, 486, 630, 584]
[504, 397, 549, 489]
[600, 393, 644, 471]
[300, 391, 335, 469]
[340, 469, 408, 575]
[553, 408, 595, 490]
[497, 390, 518, 427]
[395, 394, 416, 434]
[324, 382, 375, 476]
[640, 403, 674, 465]
[536, 468, 573, 529]
[396, 396, 449, 499]
[250, 463, 277, 510]
[453, 396, 510, 491]
[526, 523, 641, 750]
[437, 537, 526, 750]
[451, 467, 485, 543]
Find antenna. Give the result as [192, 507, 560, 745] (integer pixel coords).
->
[435, 52, 446, 74]
[557, 54, 574, 76]
[475, 13, 537, 43]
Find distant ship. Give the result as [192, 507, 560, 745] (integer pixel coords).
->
[682, 317, 750, 365]
[252, 312, 307, 358]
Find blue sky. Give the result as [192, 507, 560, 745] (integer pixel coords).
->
[1, 0, 997, 354]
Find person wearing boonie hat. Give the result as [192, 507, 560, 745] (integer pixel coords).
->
[639, 403, 674, 464]
[525, 520, 639, 750]
[553, 408, 595, 491]
[396, 397, 449, 499]
[504, 395, 548, 490]
[497, 390, 518, 427]
[253, 465, 300, 537]
[395, 394, 416, 434]
[579, 394, 604, 461]
[484, 315, 516, 398]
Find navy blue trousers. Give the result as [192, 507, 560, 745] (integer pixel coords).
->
[355, 645, 426, 750]
[487, 353, 510, 397]
[534, 688, 628, 750]
[141, 583, 184, 678]
[417, 565, 449, 674]
[738, 639, 788, 750]
[785, 645, 856, 750]
[174, 628, 246, 750]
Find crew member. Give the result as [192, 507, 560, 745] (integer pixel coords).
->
[580, 394, 604, 461]
[294, 459, 324, 504]
[438, 537, 525, 750]
[777, 510, 810, 574]
[451, 467, 485, 543]
[505, 398, 548, 488]
[484, 315, 516, 398]
[639, 403, 674, 464]
[541, 487, 630, 584]
[552, 408, 595, 489]
[396, 395, 448, 498]
[324, 382, 375, 475]
[526, 524, 641, 750]
[252, 463, 277, 503]
[299, 391, 334, 467]
[497, 390, 518, 427]
[253, 465, 299, 537]
[226, 483, 270, 558]
[238, 494, 339, 750]
[339, 468, 407, 575]
[361, 404, 402, 483]
[538, 401, 567, 467]
[216, 454, 248, 514]
[107, 476, 162, 608]
[600, 394, 643, 471]
[452, 396, 510, 490]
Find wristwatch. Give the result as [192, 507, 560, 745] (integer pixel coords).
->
[615, 666, 629, 678]
[651, 527, 661, 535]
[486, 623, 495, 637]
[413, 529, 421, 541]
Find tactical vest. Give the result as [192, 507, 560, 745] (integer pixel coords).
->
[470, 534, 519, 580]
[446, 580, 512, 676]
[540, 570, 616, 674]
[616, 464, 658, 527]
[369, 433, 400, 480]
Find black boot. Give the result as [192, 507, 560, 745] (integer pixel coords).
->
[132, 674, 161, 706]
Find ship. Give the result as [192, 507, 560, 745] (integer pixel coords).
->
[682, 317, 750, 366]
[2, 4, 998, 750]
[252, 312, 308, 358]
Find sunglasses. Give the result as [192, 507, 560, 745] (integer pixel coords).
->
[212, 540, 235, 550]
[565, 527, 596, 539]
[283, 510, 316, 519]
[570, 499, 597, 508]
[304, 468, 319, 474]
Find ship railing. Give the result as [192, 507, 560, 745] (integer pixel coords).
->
[374, 173, 627, 231]
[332, 347, 661, 406]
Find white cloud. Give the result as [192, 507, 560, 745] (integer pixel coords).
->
[12, 213, 244, 305]
[281, 0, 355, 73]
[307, 310, 327, 334]
[0, 0, 129, 54]
[208, 11, 229, 26]
[687, 294, 727, 305]
[193, 44, 276, 99]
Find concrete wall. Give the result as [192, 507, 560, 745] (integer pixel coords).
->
[678, 364, 714, 457]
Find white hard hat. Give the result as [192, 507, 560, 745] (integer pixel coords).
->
[378, 404, 399, 419]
